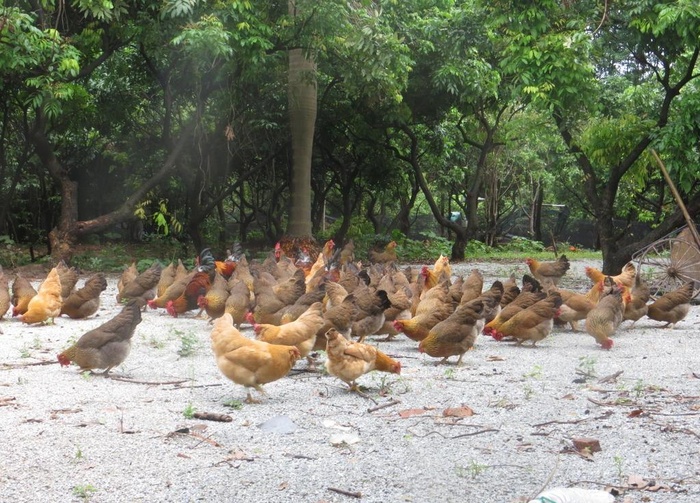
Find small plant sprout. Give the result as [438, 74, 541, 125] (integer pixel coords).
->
[632, 379, 646, 399]
[523, 364, 542, 380]
[576, 356, 597, 380]
[613, 454, 625, 483]
[444, 367, 456, 380]
[177, 331, 199, 357]
[456, 460, 489, 479]
[73, 484, 97, 501]
[223, 399, 243, 410]
[183, 402, 196, 419]
[19, 344, 31, 359]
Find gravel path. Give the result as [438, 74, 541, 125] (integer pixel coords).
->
[1, 260, 698, 502]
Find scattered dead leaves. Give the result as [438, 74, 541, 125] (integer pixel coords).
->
[443, 406, 474, 418]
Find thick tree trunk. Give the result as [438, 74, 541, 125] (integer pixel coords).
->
[31, 115, 196, 262]
[286, 2, 317, 238]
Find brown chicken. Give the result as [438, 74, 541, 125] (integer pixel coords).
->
[585, 261, 636, 288]
[148, 270, 195, 310]
[230, 256, 255, 292]
[253, 302, 325, 360]
[214, 242, 243, 279]
[369, 240, 398, 264]
[393, 282, 453, 342]
[420, 265, 450, 292]
[156, 259, 189, 298]
[58, 299, 143, 374]
[225, 278, 253, 327]
[338, 239, 355, 266]
[646, 282, 694, 328]
[271, 268, 307, 305]
[210, 313, 300, 403]
[249, 269, 306, 324]
[323, 289, 359, 338]
[60, 272, 108, 319]
[0, 268, 10, 320]
[197, 272, 229, 321]
[19, 267, 62, 325]
[375, 287, 413, 340]
[553, 279, 614, 331]
[525, 255, 570, 286]
[117, 262, 162, 303]
[585, 283, 628, 349]
[460, 269, 484, 304]
[419, 300, 485, 365]
[491, 292, 563, 346]
[117, 262, 138, 298]
[622, 274, 651, 327]
[305, 239, 336, 281]
[166, 249, 216, 317]
[325, 328, 401, 391]
[475, 280, 504, 326]
[11, 274, 37, 317]
[499, 274, 520, 307]
[56, 261, 79, 300]
[483, 290, 546, 336]
[350, 285, 392, 342]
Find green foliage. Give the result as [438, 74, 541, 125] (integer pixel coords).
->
[177, 331, 199, 357]
[73, 484, 97, 502]
[182, 402, 196, 419]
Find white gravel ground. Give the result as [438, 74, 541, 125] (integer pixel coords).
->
[1, 260, 699, 503]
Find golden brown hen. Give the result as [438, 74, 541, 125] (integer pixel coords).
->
[369, 240, 398, 264]
[211, 313, 300, 403]
[525, 255, 570, 286]
[419, 300, 485, 365]
[585, 282, 629, 349]
[491, 292, 563, 346]
[622, 274, 651, 327]
[197, 272, 229, 321]
[646, 282, 694, 328]
[19, 267, 62, 325]
[325, 328, 401, 391]
[253, 302, 325, 360]
[585, 262, 636, 288]
[225, 278, 253, 327]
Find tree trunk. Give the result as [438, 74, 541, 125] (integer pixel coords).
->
[286, 2, 317, 238]
[31, 115, 196, 262]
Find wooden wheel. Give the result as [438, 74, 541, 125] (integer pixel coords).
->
[633, 226, 700, 300]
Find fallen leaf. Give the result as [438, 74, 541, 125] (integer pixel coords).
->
[443, 406, 474, 418]
[627, 474, 649, 489]
[628, 409, 644, 418]
[279, 482, 289, 491]
[572, 437, 601, 454]
[398, 408, 429, 418]
[646, 481, 671, 492]
[486, 355, 505, 361]
[561, 393, 576, 400]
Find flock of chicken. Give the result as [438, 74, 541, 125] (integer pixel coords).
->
[0, 238, 695, 404]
